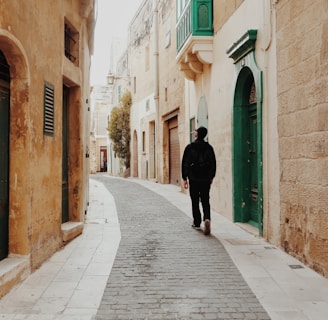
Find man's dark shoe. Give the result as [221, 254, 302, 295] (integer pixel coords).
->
[204, 219, 211, 235]
[192, 224, 201, 230]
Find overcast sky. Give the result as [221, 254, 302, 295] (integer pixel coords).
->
[90, 0, 143, 86]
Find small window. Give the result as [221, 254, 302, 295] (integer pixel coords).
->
[118, 85, 121, 102]
[133, 76, 137, 94]
[146, 99, 150, 112]
[64, 19, 79, 66]
[142, 131, 146, 153]
[145, 46, 150, 71]
[189, 117, 195, 142]
[44, 82, 55, 136]
[165, 15, 171, 48]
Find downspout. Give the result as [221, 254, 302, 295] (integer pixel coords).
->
[261, 0, 276, 239]
[153, 0, 159, 181]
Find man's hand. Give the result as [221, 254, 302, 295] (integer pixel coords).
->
[183, 180, 188, 189]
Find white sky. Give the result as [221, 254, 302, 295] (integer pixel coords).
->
[90, 0, 143, 86]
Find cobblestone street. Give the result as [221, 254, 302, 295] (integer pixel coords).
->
[94, 176, 270, 320]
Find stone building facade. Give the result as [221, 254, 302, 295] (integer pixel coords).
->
[90, 85, 111, 173]
[128, 0, 185, 184]
[118, 0, 328, 277]
[0, 0, 95, 296]
[176, 0, 328, 277]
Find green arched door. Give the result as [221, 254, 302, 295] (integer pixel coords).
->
[233, 67, 263, 232]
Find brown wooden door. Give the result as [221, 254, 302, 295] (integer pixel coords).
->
[169, 117, 180, 186]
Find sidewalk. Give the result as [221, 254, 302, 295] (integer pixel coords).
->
[0, 177, 121, 320]
[0, 174, 327, 319]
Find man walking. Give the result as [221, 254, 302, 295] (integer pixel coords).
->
[181, 127, 216, 235]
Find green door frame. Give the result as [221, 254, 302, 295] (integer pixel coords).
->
[227, 30, 263, 235]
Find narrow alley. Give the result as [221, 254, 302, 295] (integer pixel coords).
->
[94, 176, 269, 320]
[0, 175, 327, 320]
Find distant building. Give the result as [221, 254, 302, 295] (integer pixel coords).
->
[0, 0, 96, 297]
[90, 85, 112, 173]
[128, 0, 185, 184]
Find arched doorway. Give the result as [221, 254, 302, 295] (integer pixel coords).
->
[233, 66, 263, 233]
[0, 50, 10, 260]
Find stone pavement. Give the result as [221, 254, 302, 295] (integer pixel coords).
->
[94, 176, 270, 320]
[0, 174, 327, 319]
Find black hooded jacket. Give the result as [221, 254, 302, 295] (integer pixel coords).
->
[181, 139, 216, 182]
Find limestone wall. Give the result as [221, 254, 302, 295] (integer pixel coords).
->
[0, 0, 94, 274]
[276, 0, 328, 276]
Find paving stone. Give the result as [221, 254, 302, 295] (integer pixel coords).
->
[94, 177, 271, 320]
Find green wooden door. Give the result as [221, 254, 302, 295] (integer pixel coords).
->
[248, 103, 259, 226]
[0, 84, 9, 260]
[62, 86, 69, 223]
[233, 68, 263, 233]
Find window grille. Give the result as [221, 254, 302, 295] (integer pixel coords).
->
[64, 21, 79, 65]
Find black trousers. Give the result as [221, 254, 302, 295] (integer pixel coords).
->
[189, 180, 211, 226]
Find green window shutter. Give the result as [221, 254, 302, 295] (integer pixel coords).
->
[44, 82, 55, 136]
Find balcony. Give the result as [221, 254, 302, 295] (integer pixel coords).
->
[176, 0, 213, 81]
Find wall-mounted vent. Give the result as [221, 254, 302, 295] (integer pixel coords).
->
[44, 82, 55, 136]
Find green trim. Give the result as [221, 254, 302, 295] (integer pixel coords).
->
[189, 117, 195, 142]
[192, 0, 213, 36]
[229, 30, 264, 235]
[176, 0, 213, 52]
[227, 30, 258, 64]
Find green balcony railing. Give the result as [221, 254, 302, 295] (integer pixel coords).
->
[176, 0, 213, 53]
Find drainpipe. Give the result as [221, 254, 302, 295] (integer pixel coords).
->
[261, 0, 276, 240]
[153, 0, 159, 182]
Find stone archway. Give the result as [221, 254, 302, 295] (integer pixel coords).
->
[0, 30, 31, 256]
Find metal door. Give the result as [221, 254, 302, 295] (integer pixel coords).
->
[0, 84, 9, 260]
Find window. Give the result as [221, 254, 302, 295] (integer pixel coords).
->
[146, 99, 150, 112]
[165, 15, 171, 48]
[189, 117, 195, 142]
[64, 19, 79, 66]
[118, 85, 121, 102]
[44, 82, 55, 136]
[145, 46, 150, 71]
[142, 131, 146, 153]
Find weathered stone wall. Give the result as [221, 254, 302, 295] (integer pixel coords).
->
[157, 0, 185, 184]
[0, 0, 94, 275]
[276, 0, 328, 276]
